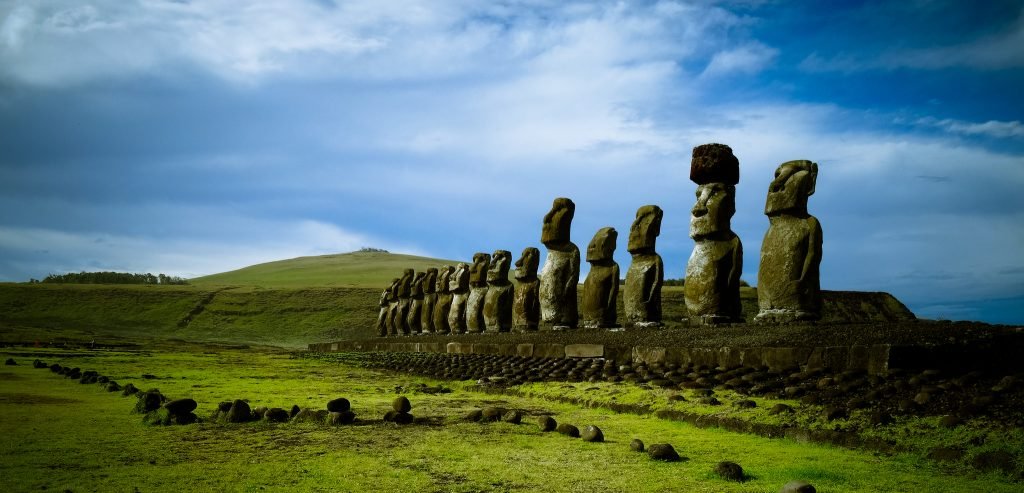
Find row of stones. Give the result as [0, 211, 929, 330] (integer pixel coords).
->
[374, 143, 824, 336]
[316, 351, 1023, 425]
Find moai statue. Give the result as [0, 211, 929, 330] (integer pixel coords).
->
[466, 252, 491, 333]
[396, 268, 415, 335]
[539, 197, 580, 329]
[407, 271, 426, 335]
[755, 160, 823, 323]
[448, 262, 471, 334]
[684, 143, 743, 325]
[432, 266, 454, 334]
[624, 205, 664, 329]
[513, 247, 541, 331]
[582, 227, 620, 329]
[420, 268, 438, 334]
[377, 279, 398, 337]
[483, 250, 514, 333]
[387, 277, 401, 336]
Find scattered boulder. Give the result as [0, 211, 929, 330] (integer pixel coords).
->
[824, 406, 848, 421]
[714, 461, 745, 482]
[481, 407, 506, 422]
[225, 400, 253, 423]
[538, 416, 557, 432]
[938, 415, 962, 429]
[972, 450, 1017, 475]
[133, 390, 166, 414]
[49, 364, 62, 373]
[264, 408, 290, 423]
[164, 398, 198, 415]
[647, 443, 681, 462]
[291, 408, 321, 423]
[290, 405, 301, 418]
[105, 381, 121, 392]
[502, 410, 523, 424]
[770, 403, 794, 415]
[217, 401, 233, 413]
[393, 396, 412, 413]
[328, 411, 356, 425]
[734, 399, 756, 409]
[556, 423, 580, 438]
[326, 398, 350, 413]
[699, 397, 721, 406]
[253, 406, 269, 418]
[581, 425, 604, 442]
[121, 383, 140, 397]
[4, 358, 16, 366]
[629, 439, 645, 453]
[464, 409, 484, 422]
[392, 412, 414, 425]
[869, 411, 893, 426]
[33, 359, 48, 369]
[780, 480, 816, 493]
[97, 375, 110, 384]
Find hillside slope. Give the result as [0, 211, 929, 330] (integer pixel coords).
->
[189, 251, 464, 288]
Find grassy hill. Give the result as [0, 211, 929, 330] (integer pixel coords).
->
[190, 251, 464, 288]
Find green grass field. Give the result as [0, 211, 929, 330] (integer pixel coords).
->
[2, 346, 1019, 493]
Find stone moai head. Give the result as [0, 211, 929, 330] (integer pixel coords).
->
[411, 271, 426, 294]
[541, 197, 575, 247]
[586, 227, 617, 263]
[689, 143, 739, 240]
[388, 278, 400, 298]
[487, 250, 512, 283]
[514, 247, 540, 281]
[423, 268, 438, 294]
[765, 160, 817, 217]
[436, 266, 453, 294]
[627, 205, 663, 254]
[469, 252, 491, 285]
[454, 263, 471, 291]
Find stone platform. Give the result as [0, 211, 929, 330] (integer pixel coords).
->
[309, 321, 1024, 376]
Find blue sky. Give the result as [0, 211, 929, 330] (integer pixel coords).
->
[1, 0, 1022, 324]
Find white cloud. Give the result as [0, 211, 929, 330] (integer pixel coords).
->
[700, 42, 778, 77]
[915, 117, 1024, 139]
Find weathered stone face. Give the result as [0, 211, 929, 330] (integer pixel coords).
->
[757, 160, 822, 323]
[514, 247, 539, 281]
[690, 143, 739, 185]
[690, 183, 736, 240]
[448, 263, 470, 333]
[487, 250, 511, 283]
[436, 266, 453, 294]
[765, 160, 816, 216]
[420, 268, 438, 334]
[586, 227, 617, 263]
[398, 269, 414, 298]
[469, 252, 491, 287]
[408, 272, 425, 334]
[449, 263, 469, 293]
[541, 197, 575, 247]
[624, 253, 663, 328]
[627, 205, 662, 254]
[411, 272, 426, 298]
[582, 228, 619, 328]
[423, 268, 438, 295]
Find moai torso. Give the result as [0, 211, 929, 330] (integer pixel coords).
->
[466, 253, 490, 333]
[387, 279, 401, 336]
[539, 197, 580, 329]
[483, 250, 514, 333]
[756, 160, 823, 323]
[448, 263, 470, 334]
[377, 281, 396, 337]
[407, 271, 426, 335]
[396, 269, 414, 335]
[582, 227, 619, 329]
[513, 247, 541, 331]
[432, 266, 454, 334]
[624, 205, 664, 328]
[421, 268, 438, 334]
[684, 144, 743, 325]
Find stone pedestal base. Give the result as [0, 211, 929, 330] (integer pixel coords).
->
[754, 309, 819, 324]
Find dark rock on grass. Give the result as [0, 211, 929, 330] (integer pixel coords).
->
[647, 443, 682, 462]
[105, 381, 121, 392]
[164, 398, 198, 415]
[49, 364, 62, 373]
[698, 397, 721, 406]
[824, 406, 848, 421]
[927, 446, 965, 462]
[392, 412, 414, 425]
[556, 423, 580, 438]
[383, 410, 398, 422]
[217, 401, 233, 413]
[327, 397, 350, 413]
[481, 407, 506, 422]
[464, 409, 484, 422]
[3, 358, 16, 366]
[770, 403, 794, 415]
[538, 416, 557, 432]
[133, 390, 166, 414]
[502, 410, 523, 424]
[869, 411, 893, 426]
[629, 439, 645, 453]
[329, 411, 356, 425]
[263, 408, 290, 423]
[734, 399, 756, 409]
[97, 375, 110, 384]
[780, 480, 816, 493]
[714, 461, 745, 482]
[121, 383, 139, 397]
[393, 396, 412, 413]
[291, 408, 321, 423]
[225, 400, 253, 423]
[581, 425, 604, 442]
[142, 374, 157, 380]
[897, 399, 918, 413]
[143, 408, 199, 426]
[290, 405, 301, 418]
[253, 406, 269, 419]
[33, 359, 47, 369]
[938, 415, 962, 428]
[972, 450, 1017, 475]
[913, 392, 931, 406]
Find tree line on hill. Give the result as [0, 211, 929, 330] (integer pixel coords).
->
[32, 272, 189, 285]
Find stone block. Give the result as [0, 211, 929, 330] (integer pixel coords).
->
[633, 346, 666, 365]
[534, 344, 566, 359]
[565, 344, 604, 358]
[867, 345, 890, 375]
[516, 344, 535, 357]
[446, 342, 461, 354]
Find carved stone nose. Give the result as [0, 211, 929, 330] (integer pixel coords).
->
[692, 206, 708, 217]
